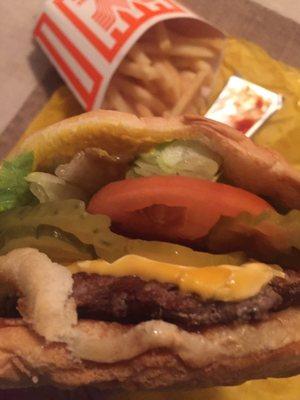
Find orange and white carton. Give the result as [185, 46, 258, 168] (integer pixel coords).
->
[34, 0, 224, 110]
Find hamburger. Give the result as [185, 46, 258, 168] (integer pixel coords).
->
[0, 110, 299, 390]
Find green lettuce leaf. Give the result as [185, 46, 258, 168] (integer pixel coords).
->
[0, 152, 35, 213]
[126, 140, 221, 180]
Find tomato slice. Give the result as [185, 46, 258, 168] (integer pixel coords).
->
[88, 176, 273, 242]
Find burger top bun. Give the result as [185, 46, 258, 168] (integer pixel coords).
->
[9, 111, 300, 210]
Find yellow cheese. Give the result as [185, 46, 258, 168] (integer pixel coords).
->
[68, 255, 284, 302]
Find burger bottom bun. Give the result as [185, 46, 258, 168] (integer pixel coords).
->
[0, 308, 299, 390]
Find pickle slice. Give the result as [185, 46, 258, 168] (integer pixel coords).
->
[0, 200, 247, 266]
[0, 200, 125, 261]
[0, 225, 96, 263]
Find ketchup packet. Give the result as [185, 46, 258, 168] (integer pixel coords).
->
[206, 76, 283, 137]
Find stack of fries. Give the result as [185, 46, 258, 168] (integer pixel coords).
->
[102, 22, 223, 117]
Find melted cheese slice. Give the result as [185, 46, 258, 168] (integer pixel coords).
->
[68, 255, 284, 302]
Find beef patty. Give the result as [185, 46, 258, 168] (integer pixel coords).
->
[1, 271, 299, 331]
[73, 270, 300, 331]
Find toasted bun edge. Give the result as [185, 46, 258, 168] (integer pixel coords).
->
[0, 308, 299, 390]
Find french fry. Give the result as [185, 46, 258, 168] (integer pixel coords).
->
[136, 42, 166, 56]
[155, 22, 172, 51]
[195, 60, 214, 86]
[201, 85, 211, 98]
[168, 45, 215, 58]
[194, 96, 208, 115]
[172, 58, 213, 78]
[154, 60, 181, 104]
[116, 77, 167, 115]
[137, 43, 214, 58]
[128, 43, 151, 65]
[195, 60, 213, 74]
[105, 85, 135, 114]
[192, 37, 225, 51]
[180, 71, 196, 94]
[135, 103, 154, 117]
[185, 104, 199, 114]
[180, 71, 196, 81]
[118, 60, 157, 81]
[171, 69, 208, 116]
[171, 57, 197, 71]
[169, 30, 225, 50]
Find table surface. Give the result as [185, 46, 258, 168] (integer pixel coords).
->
[255, 0, 300, 23]
[0, 0, 299, 158]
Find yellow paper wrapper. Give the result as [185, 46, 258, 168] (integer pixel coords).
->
[104, 376, 300, 400]
[22, 37, 300, 399]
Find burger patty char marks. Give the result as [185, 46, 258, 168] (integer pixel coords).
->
[73, 270, 300, 331]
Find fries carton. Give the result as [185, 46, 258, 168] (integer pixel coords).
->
[34, 0, 225, 113]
